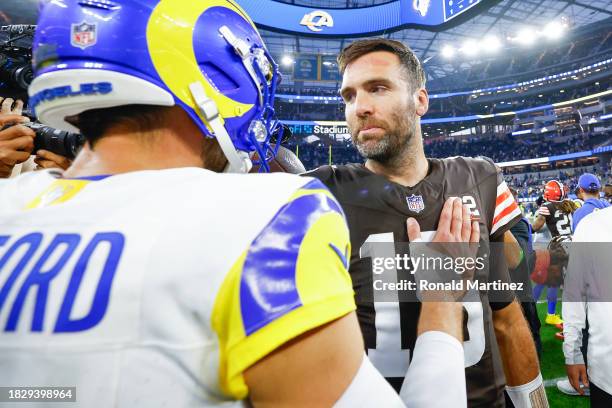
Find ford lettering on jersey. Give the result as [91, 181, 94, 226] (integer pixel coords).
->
[30, 82, 113, 110]
[0, 232, 124, 333]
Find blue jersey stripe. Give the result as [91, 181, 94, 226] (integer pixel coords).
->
[239, 191, 343, 336]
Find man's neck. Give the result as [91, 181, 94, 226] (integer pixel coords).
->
[63, 129, 205, 178]
[364, 139, 429, 188]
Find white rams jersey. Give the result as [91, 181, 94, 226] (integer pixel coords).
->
[0, 168, 355, 407]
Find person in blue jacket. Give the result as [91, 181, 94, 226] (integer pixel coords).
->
[572, 173, 610, 231]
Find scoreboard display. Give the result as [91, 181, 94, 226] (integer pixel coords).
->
[444, 0, 482, 21]
[238, 0, 489, 37]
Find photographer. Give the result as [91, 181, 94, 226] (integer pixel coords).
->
[1, 22, 72, 176]
[0, 97, 71, 177]
[1, 96, 23, 114]
[0, 96, 34, 177]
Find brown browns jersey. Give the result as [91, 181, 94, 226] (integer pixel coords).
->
[536, 201, 574, 237]
[306, 157, 522, 408]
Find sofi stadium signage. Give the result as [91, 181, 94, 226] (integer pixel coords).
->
[285, 121, 350, 138]
[236, 0, 485, 37]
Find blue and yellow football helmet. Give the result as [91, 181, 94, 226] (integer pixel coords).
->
[29, 0, 283, 172]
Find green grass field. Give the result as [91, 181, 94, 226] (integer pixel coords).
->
[537, 300, 590, 407]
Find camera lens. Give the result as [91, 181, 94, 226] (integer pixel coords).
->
[30, 123, 85, 159]
[16, 64, 33, 89]
[0, 58, 33, 90]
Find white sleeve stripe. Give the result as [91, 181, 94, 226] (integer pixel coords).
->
[491, 206, 522, 235]
[493, 195, 516, 219]
[497, 180, 510, 196]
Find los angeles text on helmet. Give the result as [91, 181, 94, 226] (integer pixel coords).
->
[30, 82, 113, 111]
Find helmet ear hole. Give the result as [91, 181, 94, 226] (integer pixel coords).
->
[200, 62, 240, 92]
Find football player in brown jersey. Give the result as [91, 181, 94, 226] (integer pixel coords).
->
[532, 180, 579, 326]
[306, 39, 547, 408]
[532, 180, 578, 238]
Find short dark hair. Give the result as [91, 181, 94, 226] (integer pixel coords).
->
[337, 38, 426, 91]
[67, 105, 170, 147]
[68, 104, 228, 172]
[582, 186, 600, 194]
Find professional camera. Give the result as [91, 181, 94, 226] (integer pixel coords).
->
[1, 120, 85, 160]
[25, 122, 85, 159]
[0, 25, 35, 91]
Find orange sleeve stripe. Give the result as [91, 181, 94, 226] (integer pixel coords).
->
[493, 200, 519, 226]
[495, 189, 512, 207]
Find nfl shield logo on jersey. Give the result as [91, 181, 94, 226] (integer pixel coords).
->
[406, 194, 425, 213]
[71, 22, 97, 49]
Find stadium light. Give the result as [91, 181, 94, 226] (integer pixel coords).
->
[461, 40, 479, 56]
[514, 28, 536, 46]
[543, 21, 565, 40]
[482, 35, 501, 53]
[441, 45, 455, 59]
[281, 55, 294, 67]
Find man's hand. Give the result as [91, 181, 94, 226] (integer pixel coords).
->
[408, 196, 480, 253]
[407, 197, 480, 302]
[0, 97, 24, 115]
[0, 114, 35, 178]
[35, 149, 71, 170]
[411, 197, 479, 244]
[566, 364, 589, 395]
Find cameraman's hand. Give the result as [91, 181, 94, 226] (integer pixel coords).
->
[34, 149, 71, 171]
[0, 97, 24, 115]
[0, 114, 35, 178]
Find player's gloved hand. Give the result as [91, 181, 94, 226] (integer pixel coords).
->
[0, 113, 35, 178]
[407, 197, 480, 302]
[34, 149, 72, 171]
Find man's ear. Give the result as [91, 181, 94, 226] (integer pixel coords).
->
[414, 88, 429, 117]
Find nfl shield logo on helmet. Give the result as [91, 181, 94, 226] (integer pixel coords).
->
[71, 22, 97, 49]
[406, 194, 425, 213]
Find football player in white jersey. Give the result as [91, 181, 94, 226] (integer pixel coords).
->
[0, 1, 475, 407]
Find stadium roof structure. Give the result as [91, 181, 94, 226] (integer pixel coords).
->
[260, 0, 612, 84]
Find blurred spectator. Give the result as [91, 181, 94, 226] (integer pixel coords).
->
[289, 131, 611, 175]
[572, 174, 610, 230]
[604, 184, 612, 205]
[563, 207, 612, 406]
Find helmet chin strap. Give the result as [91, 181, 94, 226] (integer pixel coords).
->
[189, 82, 252, 173]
